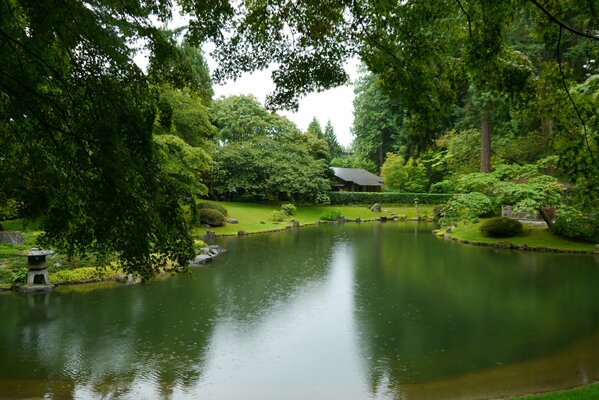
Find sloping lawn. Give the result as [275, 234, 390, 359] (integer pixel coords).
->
[192, 201, 422, 236]
[450, 219, 597, 252]
[512, 383, 599, 399]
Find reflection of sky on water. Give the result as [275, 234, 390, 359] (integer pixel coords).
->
[1, 223, 599, 399]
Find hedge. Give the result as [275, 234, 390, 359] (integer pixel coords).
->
[328, 192, 451, 205]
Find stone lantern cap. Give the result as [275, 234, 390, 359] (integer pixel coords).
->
[25, 250, 55, 268]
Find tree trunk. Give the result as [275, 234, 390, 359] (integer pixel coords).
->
[378, 133, 384, 170]
[538, 207, 554, 230]
[540, 117, 554, 174]
[480, 105, 492, 173]
[540, 117, 552, 155]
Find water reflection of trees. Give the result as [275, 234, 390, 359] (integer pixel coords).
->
[0, 278, 218, 398]
[352, 223, 599, 396]
[0, 226, 337, 398]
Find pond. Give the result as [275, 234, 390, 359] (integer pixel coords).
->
[1, 223, 599, 399]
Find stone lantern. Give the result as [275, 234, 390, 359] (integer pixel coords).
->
[20, 249, 55, 293]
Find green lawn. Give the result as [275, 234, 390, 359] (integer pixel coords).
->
[450, 219, 597, 252]
[512, 383, 599, 399]
[192, 201, 436, 236]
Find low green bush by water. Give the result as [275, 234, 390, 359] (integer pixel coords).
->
[480, 217, 523, 238]
[319, 209, 343, 221]
[551, 206, 599, 243]
[198, 202, 228, 217]
[199, 208, 226, 227]
[50, 267, 121, 283]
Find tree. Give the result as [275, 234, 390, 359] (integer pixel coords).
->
[0, 0, 232, 279]
[330, 155, 378, 174]
[323, 120, 342, 158]
[307, 117, 324, 139]
[211, 95, 299, 142]
[380, 153, 428, 193]
[210, 136, 331, 203]
[352, 70, 402, 168]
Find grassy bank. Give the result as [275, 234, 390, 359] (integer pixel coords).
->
[193, 201, 436, 236]
[512, 383, 599, 399]
[448, 219, 597, 253]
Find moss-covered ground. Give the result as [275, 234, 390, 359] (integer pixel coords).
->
[449, 219, 597, 253]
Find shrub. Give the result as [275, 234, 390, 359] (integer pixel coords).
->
[381, 153, 428, 192]
[430, 180, 455, 194]
[438, 192, 495, 227]
[51, 267, 120, 283]
[551, 206, 599, 243]
[328, 192, 451, 205]
[320, 209, 343, 221]
[281, 204, 296, 216]
[198, 202, 228, 217]
[11, 268, 27, 285]
[315, 193, 331, 205]
[199, 208, 226, 227]
[272, 210, 287, 222]
[0, 199, 19, 221]
[479, 217, 523, 238]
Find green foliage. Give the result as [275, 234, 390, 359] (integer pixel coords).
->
[307, 118, 324, 139]
[430, 180, 455, 194]
[0, 199, 18, 221]
[199, 208, 226, 227]
[381, 153, 428, 192]
[330, 155, 378, 174]
[198, 203, 228, 217]
[281, 204, 296, 216]
[438, 192, 495, 227]
[319, 210, 343, 221]
[211, 95, 300, 142]
[272, 210, 287, 222]
[551, 206, 599, 243]
[454, 162, 564, 221]
[210, 134, 330, 203]
[479, 217, 524, 238]
[148, 36, 214, 104]
[155, 87, 217, 147]
[315, 193, 331, 205]
[11, 268, 27, 285]
[323, 121, 342, 158]
[352, 70, 403, 167]
[51, 267, 121, 283]
[329, 192, 451, 205]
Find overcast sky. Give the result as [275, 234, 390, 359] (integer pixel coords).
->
[134, 10, 359, 148]
[207, 59, 359, 148]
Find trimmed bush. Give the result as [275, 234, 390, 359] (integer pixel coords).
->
[198, 202, 228, 217]
[199, 208, 226, 227]
[328, 192, 451, 205]
[480, 217, 523, 238]
[281, 204, 296, 216]
[320, 209, 343, 221]
[551, 206, 599, 243]
[272, 210, 287, 222]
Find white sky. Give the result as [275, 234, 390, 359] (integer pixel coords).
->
[208, 60, 359, 148]
[133, 10, 358, 147]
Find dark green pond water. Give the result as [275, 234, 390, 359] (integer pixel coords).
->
[1, 223, 599, 399]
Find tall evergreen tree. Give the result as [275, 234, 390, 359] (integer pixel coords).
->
[323, 121, 343, 158]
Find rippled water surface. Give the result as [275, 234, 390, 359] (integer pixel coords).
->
[1, 223, 599, 399]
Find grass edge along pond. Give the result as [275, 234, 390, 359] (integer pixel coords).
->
[192, 201, 435, 236]
[445, 219, 597, 253]
[511, 383, 599, 399]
